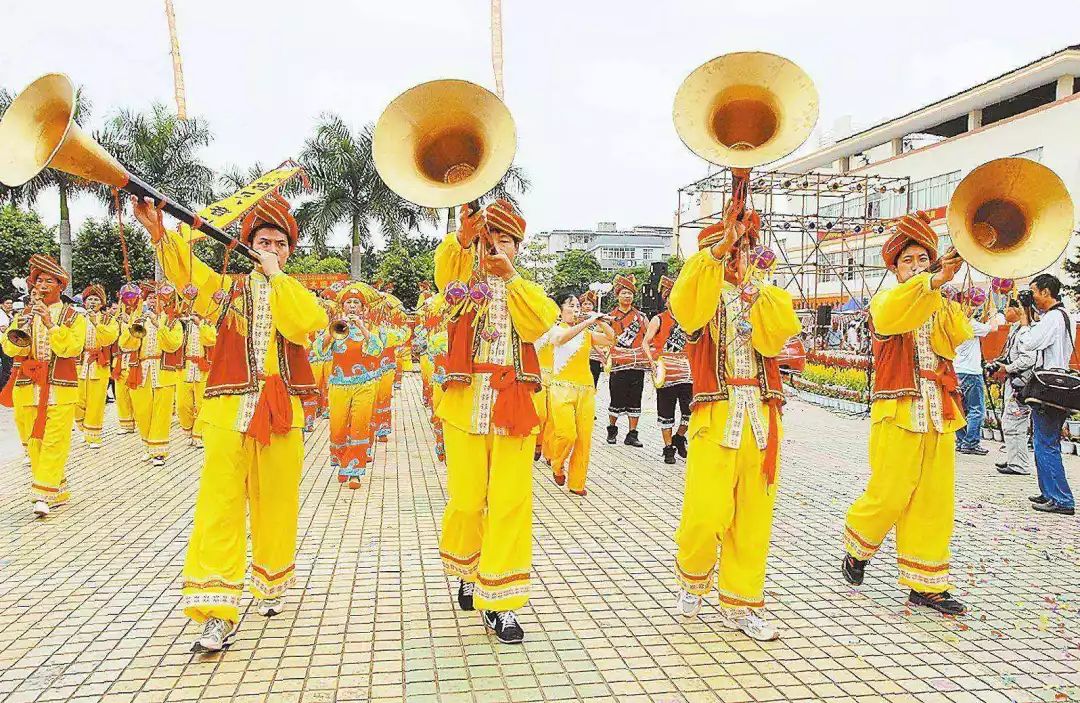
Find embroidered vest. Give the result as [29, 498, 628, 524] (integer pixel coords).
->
[204, 277, 318, 398]
[12, 304, 79, 388]
[444, 309, 541, 388]
[686, 297, 784, 407]
[870, 318, 962, 405]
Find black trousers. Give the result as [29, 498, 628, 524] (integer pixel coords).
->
[590, 359, 603, 388]
[608, 369, 645, 418]
[656, 383, 692, 430]
[0, 348, 11, 390]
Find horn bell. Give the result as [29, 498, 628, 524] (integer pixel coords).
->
[373, 79, 516, 209]
[0, 73, 128, 189]
[673, 52, 819, 169]
[946, 157, 1074, 279]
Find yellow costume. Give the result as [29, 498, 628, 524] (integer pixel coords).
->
[113, 295, 142, 433]
[844, 272, 972, 592]
[669, 247, 799, 609]
[1, 255, 87, 508]
[435, 231, 559, 611]
[547, 323, 597, 494]
[75, 311, 120, 446]
[176, 317, 216, 443]
[156, 212, 326, 625]
[120, 310, 184, 459]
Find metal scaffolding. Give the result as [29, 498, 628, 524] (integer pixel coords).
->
[676, 168, 912, 310]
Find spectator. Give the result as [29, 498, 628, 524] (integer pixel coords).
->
[987, 295, 1037, 475]
[955, 303, 1004, 455]
[827, 320, 842, 349]
[1023, 273, 1075, 516]
[0, 297, 13, 389]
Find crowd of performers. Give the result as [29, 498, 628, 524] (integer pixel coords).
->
[2, 186, 1030, 651]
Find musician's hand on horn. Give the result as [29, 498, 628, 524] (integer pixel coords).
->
[457, 204, 486, 250]
[931, 248, 963, 290]
[701, 217, 745, 263]
[32, 298, 53, 328]
[132, 196, 167, 244]
[483, 250, 516, 281]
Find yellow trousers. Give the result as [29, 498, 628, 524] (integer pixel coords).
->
[440, 423, 535, 611]
[115, 370, 135, 431]
[15, 404, 75, 506]
[844, 419, 955, 593]
[182, 425, 304, 624]
[131, 384, 176, 457]
[75, 376, 110, 445]
[176, 378, 207, 440]
[675, 422, 778, 609]
[374, 371, 394, 441]
[329, 382, 377, 478]
[548, 384, 595, 493]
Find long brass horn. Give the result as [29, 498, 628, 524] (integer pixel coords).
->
[945, 157, 1074, 279]
[673, 52, 819, 170]
[0, 74, 258, 262]
[372, 79, 516, 208]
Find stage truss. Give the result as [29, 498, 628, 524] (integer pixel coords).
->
[676, 168, 912, 312]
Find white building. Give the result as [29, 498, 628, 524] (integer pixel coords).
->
[678, 45, 1080, 307]
[534, 222, 675, 271]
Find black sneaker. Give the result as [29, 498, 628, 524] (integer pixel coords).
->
[1032, 501, 1076, 516]
[606, 425, 618, 445]
[994, 461, 1008, 470]
[624, 429, 643, 447]
[483, 610, 524, 644]
[842, 555, 867, 586]
[1029, 495, 1050, 504]
[958, 446, 990, 456]
[909, 590, 967, 616]
[672, 433, 688, 458]
[457, 579, 475, 611]
[663, 445, 677, 465]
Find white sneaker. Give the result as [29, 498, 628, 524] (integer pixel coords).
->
[258, 598, 284, 617]
[720, 608, 779, 641]
[193, 439, 204, 449]
[142, 452, 151, 463]
[192, 617, 238, 652]
[87, 442, 101, 450]
[151, 456, 165, 468]
[674, 589, 703, 618]
[33, 501, 50, 518]
[22, 455, 30, 466]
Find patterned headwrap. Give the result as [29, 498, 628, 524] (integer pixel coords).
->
[659, 275, 676, 299]
[240, 192, 299, 251]
[882, 210, 938, 268]
[612, 273, 637, 295]
[155, 282, 178, 309]
[81, 284, 107, 305]
[337, 282, 380, 306]
[485, 198, 526, 242]
[579, 290, 598, 307]
[27, 254, 70, 287]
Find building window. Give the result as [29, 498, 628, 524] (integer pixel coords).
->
[909, 171, 960, 212]
[600, 247, 636, 261]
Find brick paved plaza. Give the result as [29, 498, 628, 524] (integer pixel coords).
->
[0, 375, 1077, 703]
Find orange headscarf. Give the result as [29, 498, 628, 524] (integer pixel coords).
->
[882, 211, 938, 267]
[240, 192, 299, 251]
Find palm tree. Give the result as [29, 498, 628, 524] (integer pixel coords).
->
[297, 114, 435, 277]
[96, 103, 215, 278]
[0, 87, 97, 290]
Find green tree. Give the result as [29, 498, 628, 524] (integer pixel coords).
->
[373, 234, 441, 308]
[97, 103, 217, 278]
[0, 205, 58, 298]
[284, 253, 350, 275]
[71, 218, 155, 295]
[551, 249, 604, 295]
[297, 115, 435, 276]
[516, 239, 555, 290]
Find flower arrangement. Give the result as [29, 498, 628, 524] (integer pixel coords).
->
[806, 349, 871, 372]
[790, 362, 870, 403]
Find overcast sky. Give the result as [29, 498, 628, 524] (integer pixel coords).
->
[4, 1, 1079, 248]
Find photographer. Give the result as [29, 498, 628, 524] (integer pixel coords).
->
[1022, 274, 1075, 515]
[986, 292, 1037, 476]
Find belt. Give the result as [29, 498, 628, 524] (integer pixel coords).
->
[726, 376, 781, 488]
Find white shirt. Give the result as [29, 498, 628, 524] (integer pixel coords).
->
[954, 314, 1004, 375]
[1023, 304, 1076, 370]
[0, 308, 11, 332]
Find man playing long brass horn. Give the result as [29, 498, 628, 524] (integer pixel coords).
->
[670, 205, 800, 641]
[842, 211, 972, 616]
[435, 199, 559, 645]
[134, 191, 328, 653]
